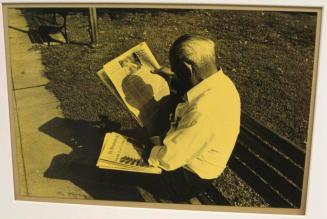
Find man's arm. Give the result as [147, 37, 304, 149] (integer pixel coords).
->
[148, 109, 213, 171]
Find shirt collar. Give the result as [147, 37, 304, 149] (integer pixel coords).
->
[185, 68, 224, 102]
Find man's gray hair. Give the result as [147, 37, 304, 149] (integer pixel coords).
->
[169, 34, 216, 70]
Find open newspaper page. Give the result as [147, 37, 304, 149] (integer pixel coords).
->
[97, 42, 170, 135]
[97, 132, 162, 174]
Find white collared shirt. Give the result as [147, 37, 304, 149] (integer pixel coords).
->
[148, 69, 241, 179]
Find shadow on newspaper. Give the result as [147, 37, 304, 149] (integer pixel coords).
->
[122, 74, 172, 136]
[39, 117, 171, 202]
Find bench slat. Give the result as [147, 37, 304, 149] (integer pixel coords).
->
[196, 192, 216, 205]
[241, 113, 305, 167]
[239, 128, 304, 187]
[204, 185, 230, 205]
[233, 142, 302, 207]
[228, 155, 294, 207]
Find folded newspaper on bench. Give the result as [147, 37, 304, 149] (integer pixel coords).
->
[96, 42, 170, 173]
[97, 132, 162, 174]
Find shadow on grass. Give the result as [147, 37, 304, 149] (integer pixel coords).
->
[39, 117, 168, 202]
[16, 8, 91, 46]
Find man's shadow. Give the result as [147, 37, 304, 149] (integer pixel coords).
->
[42, 76, 179, 202]
[122, 74, 172, 137]
[41, 117, 154, 201]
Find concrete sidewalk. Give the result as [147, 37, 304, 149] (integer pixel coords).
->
[9, 8, 93, 200]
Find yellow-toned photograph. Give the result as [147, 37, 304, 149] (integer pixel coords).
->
[4, 4, 321, 214]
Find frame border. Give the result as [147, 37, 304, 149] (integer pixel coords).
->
[1, 1, 326, 219]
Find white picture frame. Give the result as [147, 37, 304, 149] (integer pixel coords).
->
[0, 0, 326, 218]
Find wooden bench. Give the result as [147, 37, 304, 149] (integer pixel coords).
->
[228, 113, 305, 208]
[137, 112, 305, 207]
[23, 8, 98, 46]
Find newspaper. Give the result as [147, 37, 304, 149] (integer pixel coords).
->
[97, 132, 162, 174]
[96, 42, 171, 173]
[97, 42, 170, 135]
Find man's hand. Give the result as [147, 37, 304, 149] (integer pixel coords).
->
[149, 136, 162, 145]
[152, 66, 183, 96]
[144, 136, 162, 165]
[148, 146, 162, 167]
[152, 66, 174, 82]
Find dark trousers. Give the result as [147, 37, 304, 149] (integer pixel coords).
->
[103, 167, 214, 202]
[160, 168, 214, 202]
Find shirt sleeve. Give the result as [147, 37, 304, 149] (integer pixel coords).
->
[148, 107, 214, 171]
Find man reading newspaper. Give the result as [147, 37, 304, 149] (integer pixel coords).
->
[144, 34, 241, 201]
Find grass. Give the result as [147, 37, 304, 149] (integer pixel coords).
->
[41, 9, 316, 147]
[29, 8, 316, 206]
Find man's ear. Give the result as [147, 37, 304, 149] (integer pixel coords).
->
[182, 61, 200, 84]
[182, 61, 193, 76]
